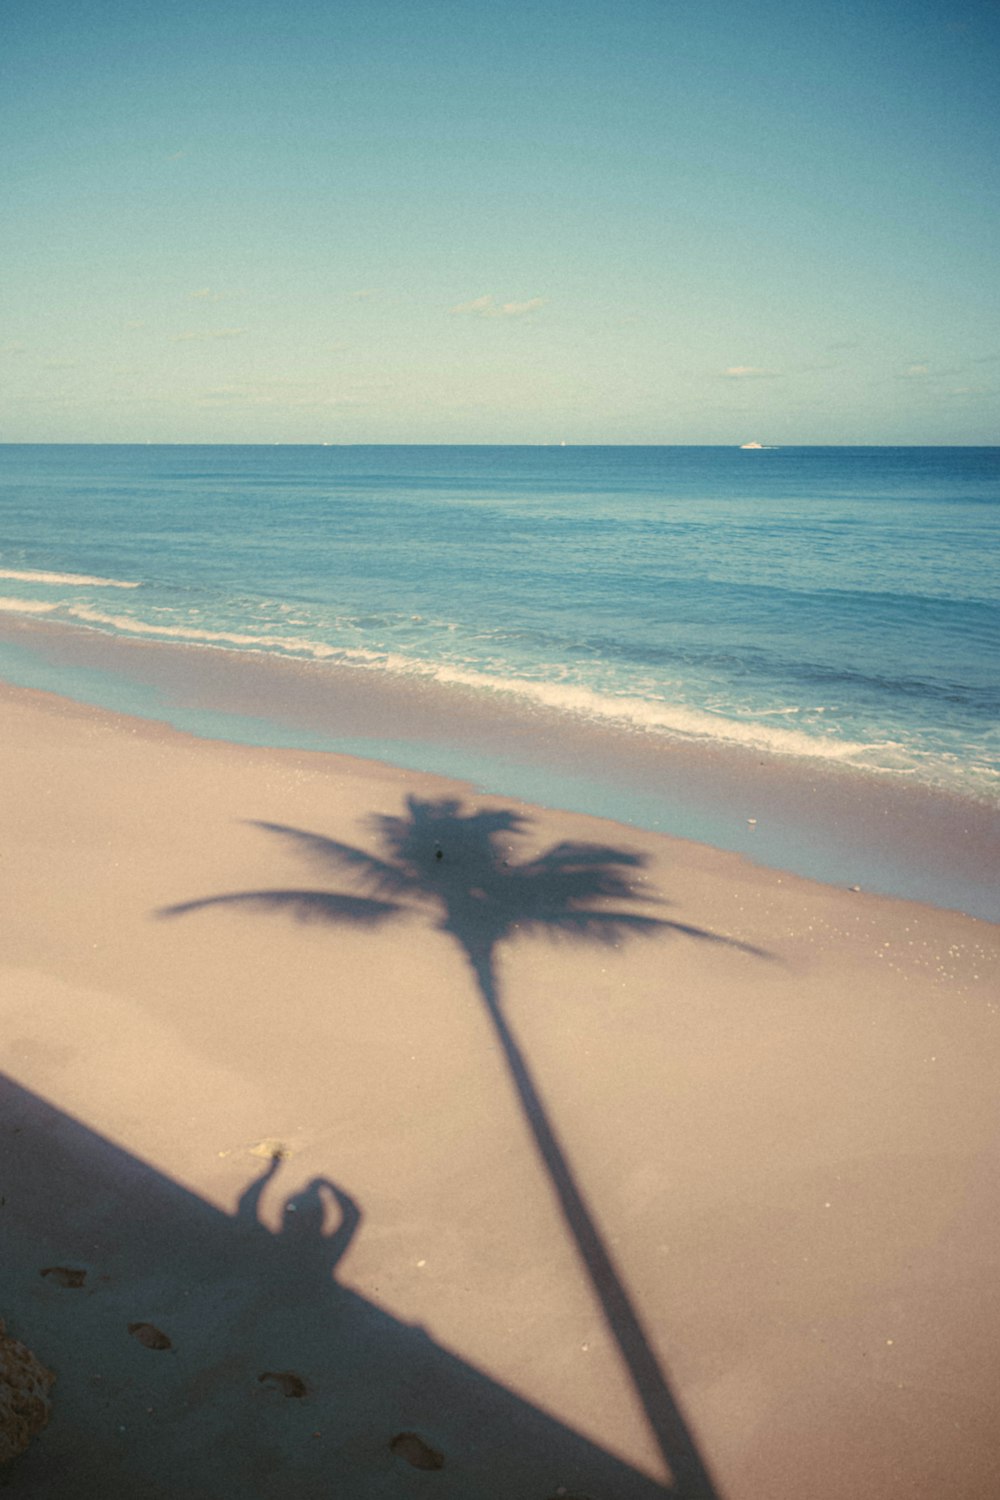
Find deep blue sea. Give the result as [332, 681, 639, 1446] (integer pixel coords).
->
[1, 443, 997, 807]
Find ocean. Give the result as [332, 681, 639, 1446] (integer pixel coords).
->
[1, 444, 997, 914]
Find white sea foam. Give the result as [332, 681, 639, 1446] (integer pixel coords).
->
[0, 568, 140, 589]
[62, 604, 338, 659]
[0, 597, 60, 615]
[0, 591, 886, 765]
[318, 644, 900, 766]
[419, 662, 892, 763]
[98, 615, 914, 769]
[0, 592, 988, 795]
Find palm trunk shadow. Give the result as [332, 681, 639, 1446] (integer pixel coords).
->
[464, 937, 720, 1500]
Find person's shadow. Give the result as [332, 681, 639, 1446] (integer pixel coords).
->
[236, 1151, 360, 1291]
[3, 1071, 683, 1497]
[162, 795, 766, 1497]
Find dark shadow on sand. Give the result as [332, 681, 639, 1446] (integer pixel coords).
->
[4, 1074, 675, 1498]
[160, 796, 770, 1497]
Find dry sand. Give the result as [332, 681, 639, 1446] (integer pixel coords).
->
[2, 681, 998, 1498]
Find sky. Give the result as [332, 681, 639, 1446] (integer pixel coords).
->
[2, 0, 998, 444]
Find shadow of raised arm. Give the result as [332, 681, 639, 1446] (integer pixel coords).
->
[236, 1150, 285, 1228]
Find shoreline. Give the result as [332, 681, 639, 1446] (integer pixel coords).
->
[2, 674, 998, 1496]
[0, 611, 997, 922]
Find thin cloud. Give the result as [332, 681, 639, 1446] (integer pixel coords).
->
[353, 289, 377, 300]
[0, 341, 27, 355]
[173, 328, 246, 342]
[450, 293, 545, 318]
[196, 382, 357, 411]
[6, 394, 88, 407]
[451, 294, 494, 316]
[500, 297, 545, 316]
[198, 387, 276, 408]
[189, 288, 225, 302]
[721, 365, 779, 379]
[901, 362, 930, 377]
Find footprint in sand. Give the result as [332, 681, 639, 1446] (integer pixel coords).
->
[127, 1322, 173, 1350]
[257, 1370, 307, 1398]
[39, 1266, 87, 1289]
[390, 1431, 445, 1470]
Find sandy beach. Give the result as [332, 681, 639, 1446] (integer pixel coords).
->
[3, 679, 999, 1498]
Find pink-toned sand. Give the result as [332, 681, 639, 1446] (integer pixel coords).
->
[2, 681, 998, 1498]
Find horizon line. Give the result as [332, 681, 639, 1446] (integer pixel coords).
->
[1, 441, 997, 450]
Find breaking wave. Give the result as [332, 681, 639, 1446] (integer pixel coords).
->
[0, 592, 940, 782]
[0, 568, 139, 589]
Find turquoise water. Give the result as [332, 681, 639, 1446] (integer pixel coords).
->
[1, 443, 997, 804]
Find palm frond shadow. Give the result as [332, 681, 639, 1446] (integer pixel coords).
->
[165, 890, 402, 927]
[161, 795, 766, 1498]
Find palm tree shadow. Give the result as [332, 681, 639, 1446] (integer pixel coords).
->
[162, 795, 769, 1498]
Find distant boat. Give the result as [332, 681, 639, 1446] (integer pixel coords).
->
[740, 441, 764, 449]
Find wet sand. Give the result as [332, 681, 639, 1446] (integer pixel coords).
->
[1, 611, 998, 921]
[2, 680, 999, 1497]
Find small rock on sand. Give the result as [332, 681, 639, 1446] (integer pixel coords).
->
[1, 1320, 55, 1466]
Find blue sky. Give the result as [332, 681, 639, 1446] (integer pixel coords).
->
[3, 0, 998, 443]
